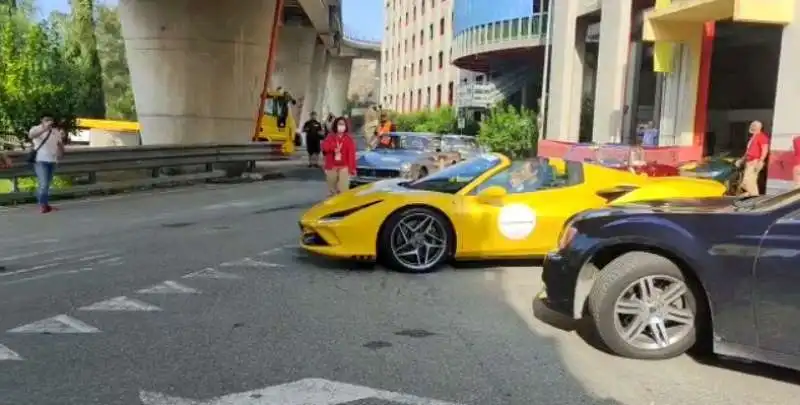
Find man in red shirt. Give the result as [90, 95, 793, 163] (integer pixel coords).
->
[737, 121, 770, 196]
[793, 135, 800, 188]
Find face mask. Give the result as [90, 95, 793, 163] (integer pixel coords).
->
[337, 125, 346, 133]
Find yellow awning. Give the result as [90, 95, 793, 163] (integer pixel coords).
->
[643, 0, 794, 41]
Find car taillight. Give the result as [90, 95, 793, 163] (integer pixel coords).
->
[558, 226, 577, 250]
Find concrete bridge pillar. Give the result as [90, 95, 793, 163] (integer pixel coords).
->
[300, 43, 328, 125]
[273, 24, 318, 126]
[119, 0, 276, 145]
[321, 57, 353, 118]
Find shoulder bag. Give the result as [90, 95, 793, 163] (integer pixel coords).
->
[27, 129, 52, 164]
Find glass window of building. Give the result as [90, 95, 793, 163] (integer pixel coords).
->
[436, 84, 442, 108]
[429, 24, 433, 39]
[438, 51, 443, 69]
[428, 56, 432, 71]
[439, 18, 445, 35]
[418, 59, 423, 74]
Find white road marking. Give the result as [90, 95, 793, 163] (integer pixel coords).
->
[139, 378, 463, 405]
[77, 253, 114, 262]
[97, 257, 123, 265]
[8, 314, 100, 334]
[0, 344, 22, 361]
[0, 267, 95, 286]
[137, 281, 200, 294]
[220, 257, 285, 268]
[79, 296, 162, 312]
[182, 268, 242, 280]
[258, 247, 286, 256]
[0, 246, 71, 261]
[0, 263, 61, 277]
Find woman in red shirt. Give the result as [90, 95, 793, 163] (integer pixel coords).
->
[321, 116, 357, 196]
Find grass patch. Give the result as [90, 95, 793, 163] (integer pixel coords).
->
[0, 176, 73, 193]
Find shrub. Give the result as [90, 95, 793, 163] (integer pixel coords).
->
[477, 104, 538, 159]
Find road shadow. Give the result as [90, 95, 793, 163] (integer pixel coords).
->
[532, 294, 800, 386]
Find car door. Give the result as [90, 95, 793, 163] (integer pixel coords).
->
[454, 165, 597, 258]
[754, 208, 800, 355]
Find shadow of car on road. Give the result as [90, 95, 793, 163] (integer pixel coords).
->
[531, 295, 800, 385]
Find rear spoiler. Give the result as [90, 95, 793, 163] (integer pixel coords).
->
[596, 185, 639, 202]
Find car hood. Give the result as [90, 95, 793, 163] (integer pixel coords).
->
[356, 150, 422, 169]
[588, 197, 739, 218]
[301, 178, 434, 221]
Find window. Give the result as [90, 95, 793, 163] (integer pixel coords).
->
[471, 160, 581, 195]
[428, 56, 432, 71]
[412, 35, 415, 49]
[403, 66, 406, 79]
[418, 59, 423, 74]
[429, 23, 434, 39]
[448, 81, 453, 105]
[417, 89, 422, 110]
[436, 84, 441, 108]
[438, 51, 443, 69]
[401, 93, 406, 112]
[404, 39, 408, 52]
[410, 62, 414, 76]
[405, 12, 409, 25]
[410, 91, 414, 111]
[413, 6, 416, 19]
[422, 0, 425, 9]
[405, 156, 502, 194]
[439, 17, 445, 35]
[426, 87, 431, 106]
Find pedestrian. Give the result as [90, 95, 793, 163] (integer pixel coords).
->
[324, 113, 336, 133]
[793, 135, 800, 188]
[302, 111, 324, 168]
[321, 116, 356, 196]
[0, 150, 10, 271]
[364, 105, 379, 146]
[736, 120, 770, 197]
[28, 112, 64, 213]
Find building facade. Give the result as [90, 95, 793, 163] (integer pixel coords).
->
[541, 0, 798, 189]
[380, 0, 459, 112]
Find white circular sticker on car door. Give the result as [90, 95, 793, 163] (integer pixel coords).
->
[497, 204, 537, 240]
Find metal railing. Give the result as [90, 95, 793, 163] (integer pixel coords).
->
[451, 13, 548, 64]
[0, 143, 286, 203]
[342, 28, 381, 51]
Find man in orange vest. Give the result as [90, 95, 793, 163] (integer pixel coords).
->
[373, 111, 396, 148]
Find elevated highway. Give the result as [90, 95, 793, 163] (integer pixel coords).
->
[118, 0, 380, 146]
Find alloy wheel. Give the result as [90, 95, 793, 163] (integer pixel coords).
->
[389, 213, 447, 271]
[612, 275, 695, 351]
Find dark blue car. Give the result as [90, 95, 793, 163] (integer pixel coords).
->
[351, 132, 437, 186]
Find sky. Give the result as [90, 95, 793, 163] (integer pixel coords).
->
[36, 0, 383, 42]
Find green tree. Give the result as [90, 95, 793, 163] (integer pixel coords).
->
[95, 4, 135, 120]
[0, 4, 79, 141]
[477, 104, 538, 158]
[65, 0, 105, 118]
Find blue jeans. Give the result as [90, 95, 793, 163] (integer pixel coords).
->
[34, 161, 56, 207]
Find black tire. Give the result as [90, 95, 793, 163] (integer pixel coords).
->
[378, 206, 453, 273]
[587, 251, 703, 360]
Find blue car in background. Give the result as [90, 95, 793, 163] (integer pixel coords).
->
[351, 132, 437, 186]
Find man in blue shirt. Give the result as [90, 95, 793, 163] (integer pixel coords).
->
[641, 121, 659, 146]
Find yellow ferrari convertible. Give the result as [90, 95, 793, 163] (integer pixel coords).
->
[299, 154, 725, 272]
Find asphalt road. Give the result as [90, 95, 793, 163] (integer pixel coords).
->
[0, 168, 798, 405]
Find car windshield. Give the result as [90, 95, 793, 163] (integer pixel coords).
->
[403, 154, 502, 193]
[373, 133, 435, 151]
[564, 145, 645, 166]
[441, 136, 479, 153]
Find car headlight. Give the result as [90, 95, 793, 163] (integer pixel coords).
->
[400, 162, 412, 172]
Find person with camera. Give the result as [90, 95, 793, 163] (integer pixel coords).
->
[28, 112, 64, 213]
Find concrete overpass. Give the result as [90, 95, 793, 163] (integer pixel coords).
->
[118, 0, 380, 145]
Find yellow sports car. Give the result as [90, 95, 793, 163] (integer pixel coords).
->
[299, 154, 725, 272]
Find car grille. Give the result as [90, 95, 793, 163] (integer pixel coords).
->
[356, 168, 400, 178]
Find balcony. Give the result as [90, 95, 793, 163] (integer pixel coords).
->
[451, 13, 548, 72]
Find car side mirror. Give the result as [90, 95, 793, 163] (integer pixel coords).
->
[477, 186, 507, 203]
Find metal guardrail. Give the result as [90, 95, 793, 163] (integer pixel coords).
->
[0, 143, 286, 203]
